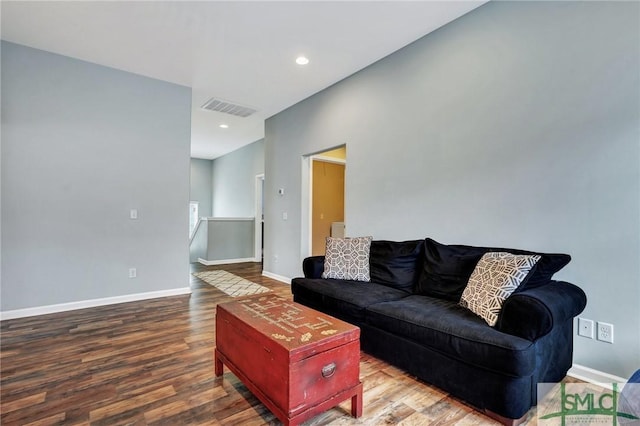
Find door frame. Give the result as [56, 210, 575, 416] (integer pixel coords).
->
[301, 152, 346, 258]
[254, 173, 265, 262]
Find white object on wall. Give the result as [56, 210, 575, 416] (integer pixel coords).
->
[331, 222, 345, 238]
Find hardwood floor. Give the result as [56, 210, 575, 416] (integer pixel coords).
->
[2, 262, 547, 425]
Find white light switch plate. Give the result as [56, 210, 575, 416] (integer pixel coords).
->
[578, 317, 594, 339]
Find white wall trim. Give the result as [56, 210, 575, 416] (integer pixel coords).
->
[262, 270, 291, 284]
[202, 217, 254, 221]
[0, 287, 192, 321]
[568, 364, 628, 389]
[197, 257, 257, 266]
[302, 154, 313, 258]
[312, 155, 346, 165]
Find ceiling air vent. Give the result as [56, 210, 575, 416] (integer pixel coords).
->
[201, 97, 257, 118]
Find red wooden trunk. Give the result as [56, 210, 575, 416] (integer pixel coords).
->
[215, 294, 362, 425]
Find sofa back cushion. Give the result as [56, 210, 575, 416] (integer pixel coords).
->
[369, 240, 423, 292]
[415, 238, 571, 301]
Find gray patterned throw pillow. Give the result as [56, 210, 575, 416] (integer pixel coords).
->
[459, 252, 541, 326]
[322, 236, 373, 282]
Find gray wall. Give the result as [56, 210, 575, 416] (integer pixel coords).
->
[205, 219, 255, 261]
[212, 139, 264, 217]
[1, 42, 192, 311]
[190, 158, 213, 218]
[264, 2, 639, 378]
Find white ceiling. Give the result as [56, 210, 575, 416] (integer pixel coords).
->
[1, 1, 485, 159]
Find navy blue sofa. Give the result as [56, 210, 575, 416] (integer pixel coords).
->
[291, 238, 587, 425]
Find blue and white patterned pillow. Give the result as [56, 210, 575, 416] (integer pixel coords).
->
[322, 236, 373, 282]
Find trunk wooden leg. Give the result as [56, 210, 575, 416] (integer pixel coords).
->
[351, 383, 363, 418]
[214, 349, 224, 377]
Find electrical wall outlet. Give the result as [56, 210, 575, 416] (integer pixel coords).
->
[596, 322, 614, 343]
[578, 318, 594, 339]
[129, 268, 137, 279]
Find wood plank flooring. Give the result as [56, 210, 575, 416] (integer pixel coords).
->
[1, 262, 560, 425]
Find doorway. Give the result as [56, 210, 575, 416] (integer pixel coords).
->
[302, 146, 346, 257]
[311, 159, 345, 255]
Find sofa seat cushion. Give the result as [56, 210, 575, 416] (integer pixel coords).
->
[291, 277, 410, 323]
[364, 295, 536, 376]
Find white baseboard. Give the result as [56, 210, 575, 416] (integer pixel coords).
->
[262, 270, 291, 284]
[568, 363, 628, 388]
[0, 287, 192, 321]
[198, 257, 257, 266]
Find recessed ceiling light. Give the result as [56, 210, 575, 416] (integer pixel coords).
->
[296, 56, 309, 65]
[219, 124, 229, 129]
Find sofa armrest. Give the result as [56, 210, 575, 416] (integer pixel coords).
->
[496, 281, 587, 341]
[302, 256, 325, 278]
